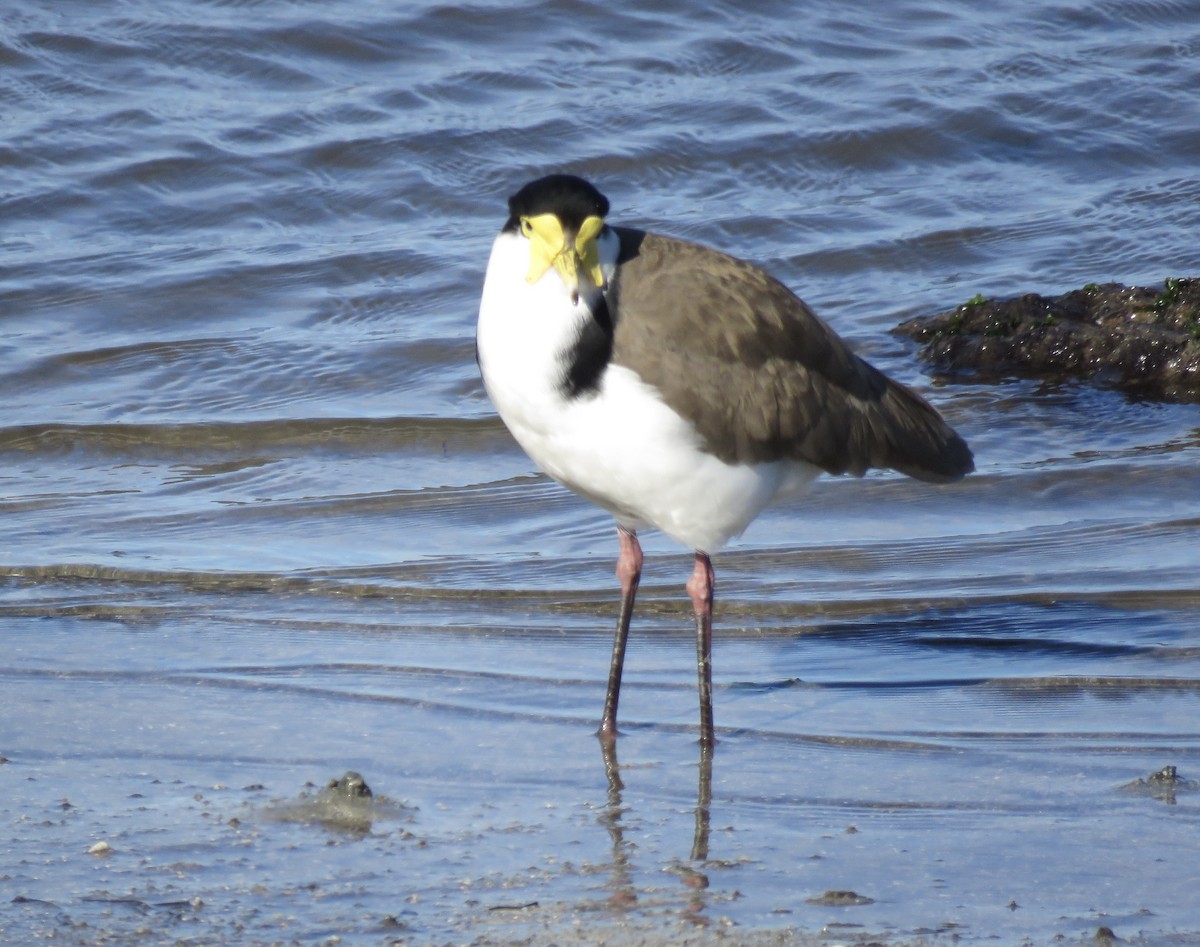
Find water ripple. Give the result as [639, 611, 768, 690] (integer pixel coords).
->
[3, 2, 1200, 942]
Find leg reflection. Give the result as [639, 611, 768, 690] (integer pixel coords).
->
[596, 737, 715, 919]
[680, 741, 713, 922]
[598, 737, 637, 907]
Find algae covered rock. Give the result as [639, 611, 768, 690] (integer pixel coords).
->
[895, 278, 1200, 401]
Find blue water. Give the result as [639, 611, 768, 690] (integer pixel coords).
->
[2, 1, 1199, 943]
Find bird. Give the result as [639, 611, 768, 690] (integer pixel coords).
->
[476, 174, 973, 746]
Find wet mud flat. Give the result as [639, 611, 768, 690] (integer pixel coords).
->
[5, 742, 1199, 947]
[895, 278, 1200, 401]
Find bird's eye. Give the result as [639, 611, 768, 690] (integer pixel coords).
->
[519, 218, 534, 237]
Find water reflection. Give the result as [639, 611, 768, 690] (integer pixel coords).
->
[683, 742, 714, 925]
[597, 738, 637, 909]
[598, 737, 715, 920]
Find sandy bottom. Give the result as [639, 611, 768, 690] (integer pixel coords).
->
[5, 734, 1199, 947]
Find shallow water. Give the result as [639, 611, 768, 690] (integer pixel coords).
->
[3, 1, 1200, 944]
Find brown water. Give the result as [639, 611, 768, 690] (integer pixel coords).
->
[3, 2, 1200, 944]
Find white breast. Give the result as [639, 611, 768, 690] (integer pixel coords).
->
[476, 230, 817, 553]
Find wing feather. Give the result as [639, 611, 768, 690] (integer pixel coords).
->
[608, 229, 973, 482]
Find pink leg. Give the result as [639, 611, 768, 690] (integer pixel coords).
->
[686, 552, 716, 746]
[600, 526, 642, 742]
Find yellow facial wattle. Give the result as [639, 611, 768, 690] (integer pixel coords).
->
[520, 213, 606, 297]
[576, 215, 605, 291]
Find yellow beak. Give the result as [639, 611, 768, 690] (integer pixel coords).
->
[520, 213, 606, 299]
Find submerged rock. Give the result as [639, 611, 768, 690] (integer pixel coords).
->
[805, 889, 875, 906]
[1118, 764, 1200, 804]
[264, 771, 409, 834]
[895, 278, 1200, 401]
[326, 770, 373, 801]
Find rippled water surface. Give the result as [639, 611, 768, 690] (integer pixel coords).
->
[3, 1, 1200, 944]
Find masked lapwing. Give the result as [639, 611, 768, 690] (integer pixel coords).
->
[476, 174, 973, 746]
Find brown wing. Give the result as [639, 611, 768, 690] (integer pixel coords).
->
[608, 228, 973, 482]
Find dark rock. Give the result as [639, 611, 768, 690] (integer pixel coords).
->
[260, 771, 409, 836]
[326, 771, 372, 800]
[895, 278, 1200, 401]
[805, 889, 875, 906]
[1117, 764, 1200, 804]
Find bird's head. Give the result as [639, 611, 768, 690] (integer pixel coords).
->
[505, 174, 609, 303]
